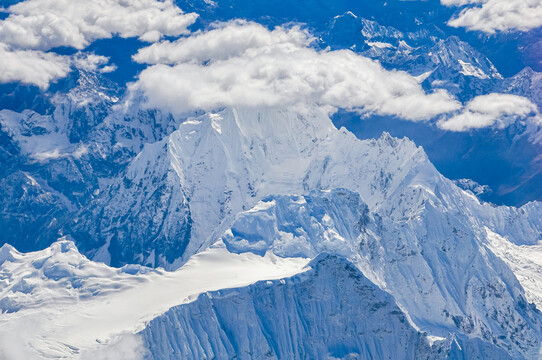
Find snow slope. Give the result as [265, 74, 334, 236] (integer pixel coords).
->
[64, 105, 542, 357]
[70, 107, 542, 267]
[0, 239, 309, 359]
[218, 189, 542, 359]
[486, 228, 542, 311]
[140, 254, 513, 360]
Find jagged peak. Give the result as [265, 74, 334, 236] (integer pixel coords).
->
[373, 131, 427, 159]
[376, 131, 399, 146]
[514, 66, 536, 78]
[333, 11, 358, 20]
[0, 243, 18, 265]
[510, 66, 542, 83]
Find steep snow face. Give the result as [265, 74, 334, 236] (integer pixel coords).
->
[0, 240, 309, 359]
[222, 189, 368, 258]
[70, 106, 542, 268]
[486, 228, 542, 311]
[69, 107, 431, 267]
[220, 189, 542, 359]
[140, 254, 513, 360]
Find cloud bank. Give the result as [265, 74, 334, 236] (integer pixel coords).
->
[132, 21, 461, 120]
[438, 94, 539, 131]
[0, 0, 196, 88]
[443, 0, 542, 33]
[0, 43, 71, 89]
[0, 0, 198, 51]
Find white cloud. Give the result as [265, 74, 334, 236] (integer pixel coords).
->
[0, 0, 198, 51]
[442, 0, 542, 33]
[133, 20, 314, 65]
[131, 21, 461, 120]
[74, 53, 116, 73]
[438, 93, 539, 131]
[0, 43, 71, 89]
[0, 47, 118, 88]
[0, 0, 196, 88]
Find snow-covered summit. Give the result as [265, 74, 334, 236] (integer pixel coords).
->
[68, 107, 431, 267]
[67, 105, 542, 269]
[1, 101, 541, 359]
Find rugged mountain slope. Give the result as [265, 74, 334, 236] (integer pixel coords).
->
[140, 254, 513, 360]
[69, 107, 542, 267]
[0, 70, 184, 252]
[322, 12, 542, 206]
[219, 189, 542, 359]
[0, 239, 308, 359]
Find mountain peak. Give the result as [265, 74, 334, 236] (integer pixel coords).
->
[0, 243, 17, 265]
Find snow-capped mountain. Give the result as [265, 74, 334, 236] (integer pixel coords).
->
[140, 254, 514, 360]
[320, 11, 542, 206]
[0, 238, 309, 359]
[53, 106, 542, 358]
[2, 97, 542, 359]
[1, 0, 542, 359]
[323, 11, 503, 90]
[67, 107, 542, 267]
